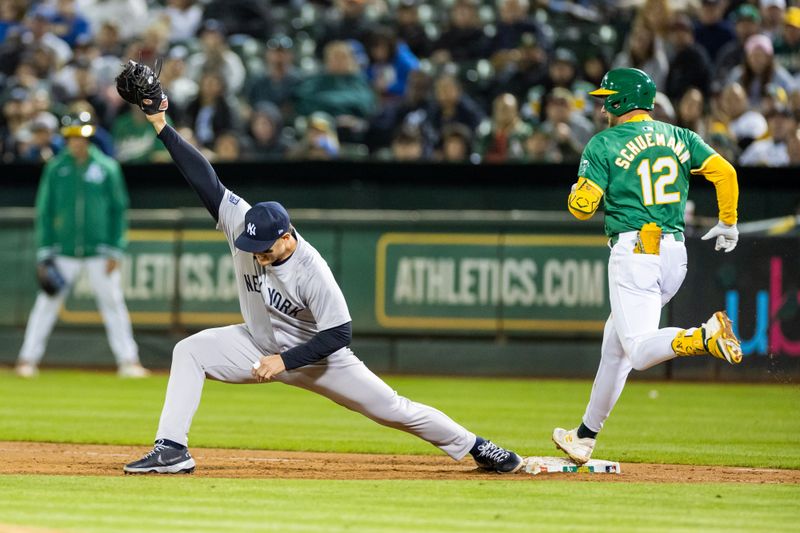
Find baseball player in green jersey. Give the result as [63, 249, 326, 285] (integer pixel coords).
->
[15, 113, 148, 379]
[552, 68, 743, 465]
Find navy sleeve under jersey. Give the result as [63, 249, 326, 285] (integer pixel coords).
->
[157, 125, 225, 221]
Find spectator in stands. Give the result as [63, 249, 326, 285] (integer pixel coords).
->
[694, 0, 736, 63]
[243, 101, 292, 159]
[18, 114, 63, 163]
[95, 20, 123, 57]
[157, 0, 203, 44]
[184, 70, 239, 149]
[365, 26, 419, 100]
[761, 0, 787, 40]
[715, 4, 763, 85]
[653, 91, 677, 124]
[714, 81, 768, 150]
[390, 125, 426, 161]
[212, 131, 244, 162]
[317, 0, 374, 53]
[123, 21, 172, 73]
[475, 93, 531, 163]
[157, 45, 198, 125]
[186, 19, 246, 96]
[582, 51, 610, 88]
[395, 0, 432, 59]
[523, 126, 560, 163]
[289, 111, 340, 160]
[438, 122, 473, 162]
[431, 0, 491, 63]
[774, 7, 800, 76]
[491, 0, 547, 55]
[676, 87, 708, 139]
[111, 104, 170, 162]
[532, 47, 586, 120]
[427, 72, 484, 144]
[740, 105, 797, 165]
[367, 69, 434, 152]
[635, 0, 672, 40]
[0, 0, 25, 43]
[3, 58, 50, 99]
[538, 87, 592, 162]
[665, 13, 712, 100]
[727, 33, 795, 108]
[32, 87, 64, 124]
[248, 34, 300, 120]
[76, 0, 149, 42]
[26, 43, 62, 84]
[201, 0, 270, 39]
[611, 20, 668, 91]
[20, 8, 72, 68]
[489, 32, 548, 107]
[43, 0, 91, 48]
[65, 59, 110, 127]
[0, 87, 34, 162]
[293, 40, 376, 141]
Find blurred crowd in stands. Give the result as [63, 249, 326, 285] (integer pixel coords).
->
[3, 0, 800, 166]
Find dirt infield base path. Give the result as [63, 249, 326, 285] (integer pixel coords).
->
[1, 442, 798, 483]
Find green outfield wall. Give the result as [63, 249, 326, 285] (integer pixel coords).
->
[0, 208, 797, 380]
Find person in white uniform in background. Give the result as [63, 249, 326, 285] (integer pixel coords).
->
[16, 112, 147, 379]
[123, 85, 524, 475]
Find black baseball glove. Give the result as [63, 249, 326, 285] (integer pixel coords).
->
[115, 59, 168, 115]
[37, 257, 66, 296]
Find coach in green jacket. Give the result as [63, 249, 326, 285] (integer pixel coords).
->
[16, 113, 149, 379]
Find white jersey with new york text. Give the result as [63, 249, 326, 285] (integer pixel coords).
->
[259, 231, 352, 355]
[216, 188, 352, 356]
[216, 189, 278, 352]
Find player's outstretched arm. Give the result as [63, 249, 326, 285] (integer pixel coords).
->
[116, 59, 225, 222]
[144, 111, 226, 222]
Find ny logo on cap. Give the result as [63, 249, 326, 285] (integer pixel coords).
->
[246, 222, 256, 236]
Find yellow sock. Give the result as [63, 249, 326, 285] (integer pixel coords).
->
[671, 328, 709, 356]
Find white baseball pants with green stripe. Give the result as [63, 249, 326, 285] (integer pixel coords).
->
[582, 232, 688, 433]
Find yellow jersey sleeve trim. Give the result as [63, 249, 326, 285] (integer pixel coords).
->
[690, 153, 718, 175]
[692, 153, 739, 225]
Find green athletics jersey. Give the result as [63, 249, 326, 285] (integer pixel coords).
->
[577, 116, 716, 236]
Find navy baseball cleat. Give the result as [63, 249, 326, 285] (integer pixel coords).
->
[471, 439, 524, 473]
[123, 440, 196, 474]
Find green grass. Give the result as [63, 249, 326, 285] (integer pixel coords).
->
[0, 475, 798, 533]
[0, 369, 798, 468]
[0, 370, 798, 532]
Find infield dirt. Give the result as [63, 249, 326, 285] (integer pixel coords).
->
[1, 442, 798, 483]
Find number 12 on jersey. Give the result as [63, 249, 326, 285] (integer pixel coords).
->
[637, 157, 680, 206]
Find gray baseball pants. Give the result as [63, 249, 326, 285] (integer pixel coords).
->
[156, 324, 476, 460]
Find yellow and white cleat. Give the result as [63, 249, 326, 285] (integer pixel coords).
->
[702, 311, 743, 364]
[552, 427, 595, 465]
[672, 311, 743, 364]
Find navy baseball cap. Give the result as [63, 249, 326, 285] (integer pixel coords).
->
[234, 201, 291, 253]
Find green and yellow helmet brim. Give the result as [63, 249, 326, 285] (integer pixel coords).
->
[588, 88, 618, 97]
[61, 124, 96, 138]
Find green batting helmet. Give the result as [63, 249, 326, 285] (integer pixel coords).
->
[589, 68, 656, 117]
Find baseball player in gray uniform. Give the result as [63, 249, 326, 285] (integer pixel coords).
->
[122, 90, 523, 475]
